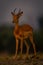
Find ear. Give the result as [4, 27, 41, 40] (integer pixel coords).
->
[20, 11, 23, 15]
[18, 11, 23, 17]
[11, 12, 14, 15]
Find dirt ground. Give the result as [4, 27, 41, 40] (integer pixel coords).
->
[0, 53, 43, 65]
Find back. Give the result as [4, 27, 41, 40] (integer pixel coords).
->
[19, 24, 33, 32]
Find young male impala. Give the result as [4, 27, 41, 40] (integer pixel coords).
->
[11, 8, 36, 59]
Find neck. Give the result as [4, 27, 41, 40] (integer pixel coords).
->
[15, 22, 19, 31]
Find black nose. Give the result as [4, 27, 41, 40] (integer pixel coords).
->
[12, 21, 14, 23]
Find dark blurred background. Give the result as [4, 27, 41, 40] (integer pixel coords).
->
[0, 0, 43, 55]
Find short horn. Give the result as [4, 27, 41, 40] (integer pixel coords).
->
[11, 12, 14, 15]
[14, 8, 17, 13]
[18, 8, 21, 14]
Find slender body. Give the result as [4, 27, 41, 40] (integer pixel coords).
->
[11, 8, 36, 59]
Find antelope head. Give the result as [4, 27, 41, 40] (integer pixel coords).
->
[11, 8, 23, 23]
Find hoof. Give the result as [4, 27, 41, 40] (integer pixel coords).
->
[36, 56, 39, 59]
[24, 54, 29, 60]
[30, 55, 39, 59]
[25, 57, 29, 60]
[31, 55, 35, 58]
[12, 55, 18, 60]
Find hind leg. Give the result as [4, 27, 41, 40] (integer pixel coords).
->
[20, 38, 23, 58]
[29, 34, 36, 56]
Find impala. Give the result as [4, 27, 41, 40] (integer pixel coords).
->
[11, 8, 36, 59]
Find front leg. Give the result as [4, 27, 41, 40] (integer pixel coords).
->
[24, 40, 30, 59]
[14, 38, 19, 59]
